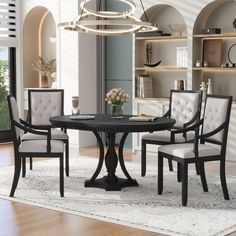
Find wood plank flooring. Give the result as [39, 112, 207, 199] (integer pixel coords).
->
[0, 143, 235, 236]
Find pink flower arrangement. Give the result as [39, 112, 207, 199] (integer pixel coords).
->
[105, 88, 129, 105]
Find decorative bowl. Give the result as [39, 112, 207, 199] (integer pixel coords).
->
[168, 24, 186, 36]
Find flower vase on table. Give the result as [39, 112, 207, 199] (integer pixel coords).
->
[105, 88, 129, 118]
[111, 104, 123, 116]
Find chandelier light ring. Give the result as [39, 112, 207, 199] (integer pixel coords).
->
[80, 0, 136, 18]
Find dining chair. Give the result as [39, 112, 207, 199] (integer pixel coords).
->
[141, 90, 202, 176]
[157, 94, 232, 206]
[22, 89, 70, 177]
[8, 95, 64, 197]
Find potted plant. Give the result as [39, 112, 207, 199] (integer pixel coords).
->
[32, 57, 56, 88]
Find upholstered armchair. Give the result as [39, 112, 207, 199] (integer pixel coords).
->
[8, 96, 64, 197]
[22, 89, 70, 176]
[141, 90, 202, 176]
[158, 95, 232, 206]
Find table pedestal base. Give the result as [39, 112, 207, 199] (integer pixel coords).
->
[84, 177, 138, 191]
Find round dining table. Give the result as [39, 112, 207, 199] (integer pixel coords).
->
[50, 114, 175, 191]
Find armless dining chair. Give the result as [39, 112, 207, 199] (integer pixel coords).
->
[158, 94, 232, 206]
[22, 89, 70, 176]
[141, 90, 202, 176]
[8, 95, 64, 197]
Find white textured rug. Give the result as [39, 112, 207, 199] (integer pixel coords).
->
[0, 156, 236, 236]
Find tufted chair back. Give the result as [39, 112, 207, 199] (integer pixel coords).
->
[170, 90, 201, 127]
[28, 89, 64, 126]
[202, 95, 232, 143]
[7, 96, 23, 141]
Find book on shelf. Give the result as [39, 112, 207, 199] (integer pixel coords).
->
[176, 46, 187, 67]
[203, 39, 222, 67]
[137, 74, 153, 98]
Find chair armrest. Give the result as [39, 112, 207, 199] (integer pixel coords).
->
[162, 109, 170, 118]
[20, 119, 50, 130]
[198, 122, 226, 140]
[170, 119, 203, 143]
[183, 111, 200, 128]
[14, 120, 52, 153]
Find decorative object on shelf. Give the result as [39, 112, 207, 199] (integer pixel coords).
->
[233, 17, 236, 29]
[227, 43, 236, 66]
[176, 47, 187, 67]
[72, 96, 80, 116]
[50, 72, 57, 88]
[207, 78, 213, 94]
[146, 43, 152, 65]
[144, 60, 161, 67]
[203, 39, 222, 67]
[195, 60, 201, 67]
[174, 80, 184, 90]
[201, 28, 221, 34]
[136, 30, 163, 37]
[200, 81, 207, 102]
[203, 61, 208, 67]
[58, 0, 158, 36]
[105, 88, 129, 116]
[168, 24, 186, 36]
[32, 57, 56, 88]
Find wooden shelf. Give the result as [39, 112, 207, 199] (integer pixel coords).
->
[136, 66, 187, 72]
[193, 67, 236, 71]
[193, 32, 236, 39]
[136, 35, 187, 41]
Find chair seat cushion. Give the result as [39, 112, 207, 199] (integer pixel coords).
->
[22, 129, 68, 141]
[19, 140, 64, 153]
[158, 143, 221, 159]
[142, 130, 194, 143]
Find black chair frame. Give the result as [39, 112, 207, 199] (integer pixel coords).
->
[158, 94, 232, 206]
[141, 90, 202, 176]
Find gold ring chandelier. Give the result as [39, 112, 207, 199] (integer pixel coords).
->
[58, 0, 158, 36]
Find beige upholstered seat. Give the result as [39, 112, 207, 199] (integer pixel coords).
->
[157, 95, 232, 206]
[7, 95, 65, 197]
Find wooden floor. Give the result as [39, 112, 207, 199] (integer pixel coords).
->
[0, 143, 236, 236]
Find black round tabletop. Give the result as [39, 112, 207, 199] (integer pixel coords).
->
[50, 114, 175, 133]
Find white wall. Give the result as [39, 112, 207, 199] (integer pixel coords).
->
[19, 0, 97, 149]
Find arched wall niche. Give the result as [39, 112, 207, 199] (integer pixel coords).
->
[23, 6, 56, 88]
[193, 0, 236, 34]
[141, 4, 187, 36]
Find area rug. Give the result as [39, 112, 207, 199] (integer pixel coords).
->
[0, 155, 236, 236]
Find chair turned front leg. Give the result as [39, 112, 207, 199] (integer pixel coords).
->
[220, 160, 229, 200]
[141, 140, 147, 177]
[158, 152, 164, 195]
[10, 157, 21, 197]
[182, 163, 188, 206]
[30, 157, 33, 170]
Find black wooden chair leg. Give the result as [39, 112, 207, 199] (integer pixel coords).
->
[158, 152, 163, 195]
[220, 160, 229, 200]
[10, 158, 21, 197]
[199, 162, 208, 192]
[65, 141, 69, 177]
[60, 155, 64, 197]
[30, 157, 33, 170]
[195, 162, 200, 175]
[141, 140, 146, 177]
[22, 157, 26, 177]
[182, 163, 188, 206]
[168, 159, 173, 172]
[177, 162, 182, 182]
